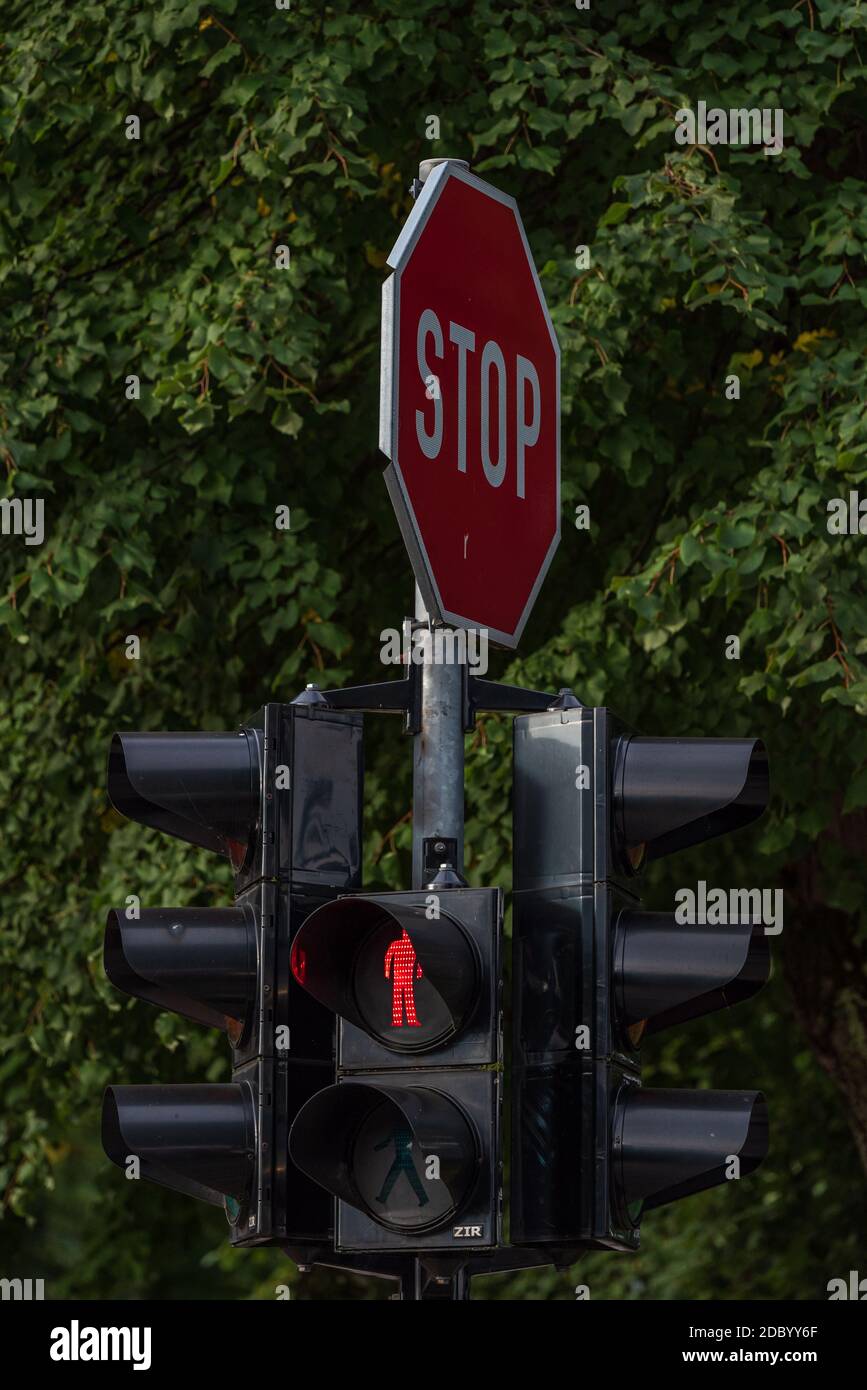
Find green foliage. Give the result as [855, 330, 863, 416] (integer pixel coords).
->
[2, 0, 866, 1298]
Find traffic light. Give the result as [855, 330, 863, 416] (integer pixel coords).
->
[288, 887, 503, 1253]
[511, 705, 770, 1254]
[101, 702, 362, 1247]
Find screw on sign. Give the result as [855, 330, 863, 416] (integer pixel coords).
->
[380, 160, 560, 648]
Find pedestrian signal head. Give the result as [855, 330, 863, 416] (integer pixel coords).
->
[289, 1081, 480, 1235]
[290, 897, 479, 1053]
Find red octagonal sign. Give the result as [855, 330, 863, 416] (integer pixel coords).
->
[380, 162, 560, 649]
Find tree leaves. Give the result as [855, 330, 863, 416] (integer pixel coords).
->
[2, 0, 867, 1302]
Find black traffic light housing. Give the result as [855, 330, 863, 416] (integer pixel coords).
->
[101, 1081, 256, 1208]
[107, 701, 363, 893]
[102, 702, 363, 1248]
[511, 705, 770, 1254]
[288, 887, 503, 1253]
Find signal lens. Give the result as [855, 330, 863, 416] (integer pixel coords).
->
[349, 1101, 468, 1232]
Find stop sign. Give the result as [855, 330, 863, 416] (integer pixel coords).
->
[380, 162, 560, 648]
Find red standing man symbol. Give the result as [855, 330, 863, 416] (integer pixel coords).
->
[384, 928, 423, 1028]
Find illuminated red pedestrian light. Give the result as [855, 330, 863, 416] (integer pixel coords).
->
[290, 894, 481, 1054]
[384, 928, 423, 1028]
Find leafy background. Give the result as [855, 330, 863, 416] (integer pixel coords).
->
[2, 0, 866, 1299]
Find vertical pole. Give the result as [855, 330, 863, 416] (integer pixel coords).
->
[411, 584, 465, 889]
[410, 600, 468, 1302]
[408, 156, 470, 894]
[408, 158, 471, 1302]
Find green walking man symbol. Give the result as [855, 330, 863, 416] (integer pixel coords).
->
[374, 1125, 430, 1208]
